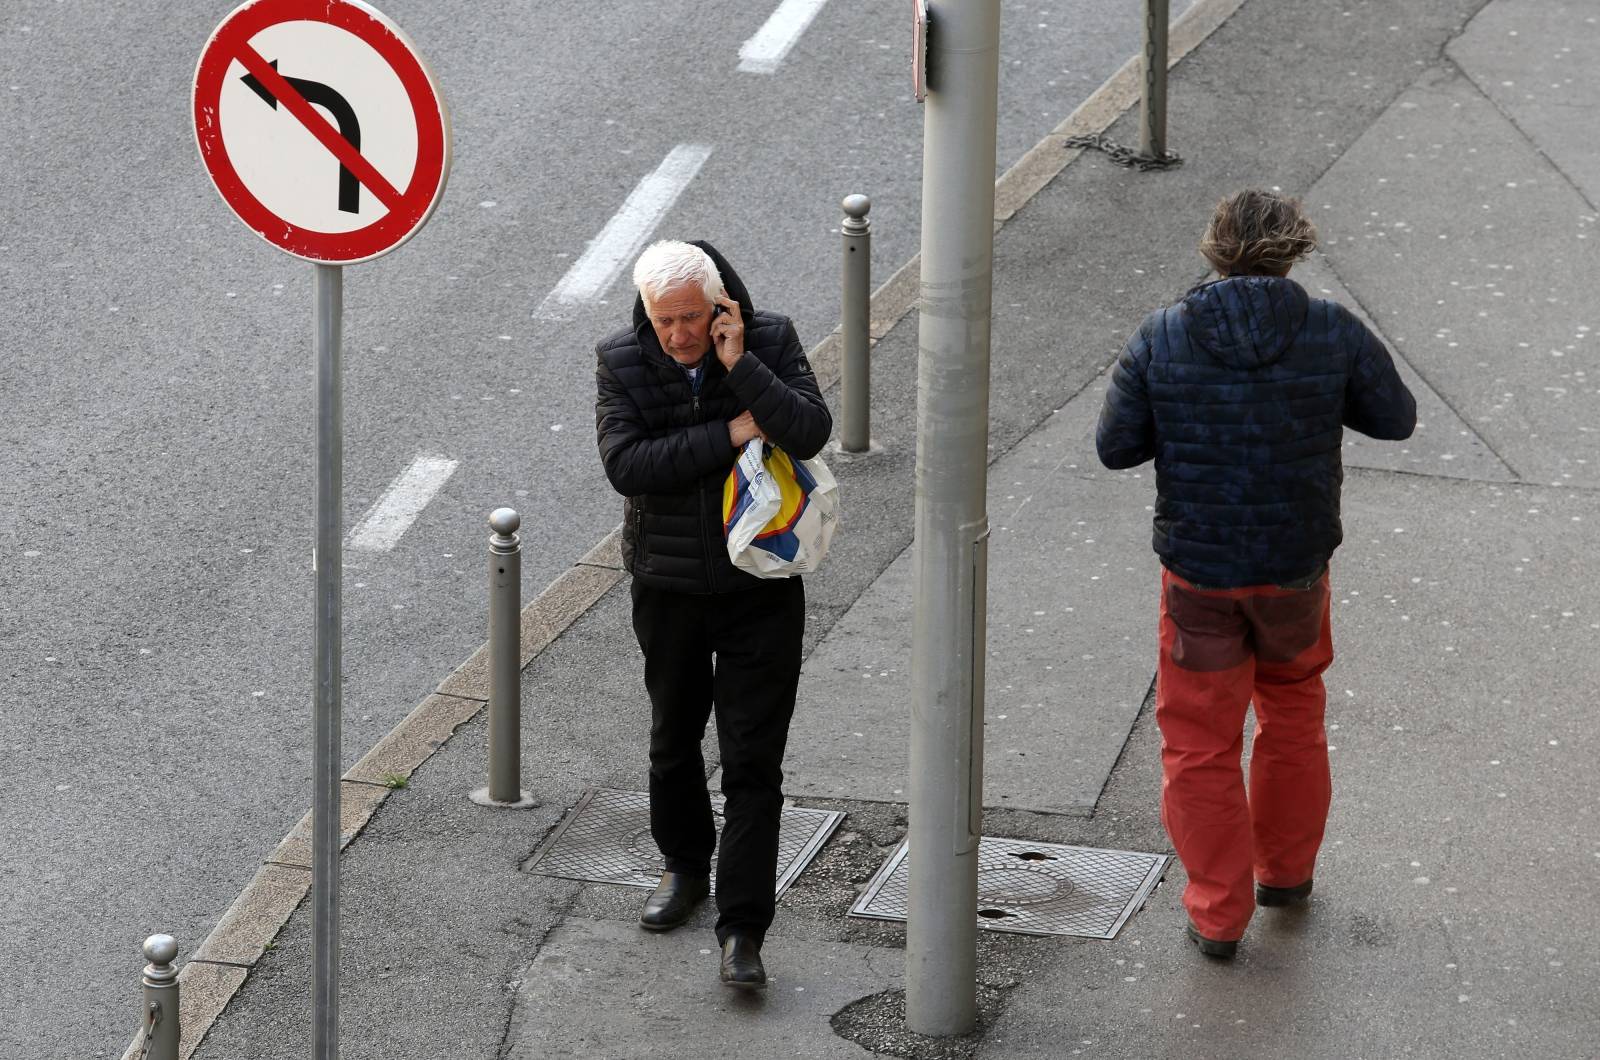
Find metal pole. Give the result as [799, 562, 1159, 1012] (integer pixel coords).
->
[139, 935, 180, 1060]
[908, 0, 999, 1037]
[840, 194, 872, 454]
[1139, 0, 1170, 159]
[487, 508, 524, 803]
[312, 262, 343, 1060]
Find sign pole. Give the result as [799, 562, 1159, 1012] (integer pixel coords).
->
[191, 6, 449, 1050]
[907, 0, 1000, 1037]
[1139, 0, 1170, 159]
[312, 261, 343, 1060]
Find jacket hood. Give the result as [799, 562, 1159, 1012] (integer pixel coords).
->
[1180, 275, 1309, 369]
[632, 240, 756, 342]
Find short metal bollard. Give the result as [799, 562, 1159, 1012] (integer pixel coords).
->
[1139, 0, 1170, 159]
[136, 934, 180, 1060]
[840, 193, 873, 453]
[470, 507, 535, 808]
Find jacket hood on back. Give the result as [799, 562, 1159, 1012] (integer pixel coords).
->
[631, 240, 756, 341]
[1180, 275, 1310, 369]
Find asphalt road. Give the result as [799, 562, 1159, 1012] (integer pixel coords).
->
[0, 0, 1191, 1055]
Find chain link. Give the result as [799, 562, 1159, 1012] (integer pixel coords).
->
[1061, 133, 1183, 172]
[136, 1002, 162, 1060]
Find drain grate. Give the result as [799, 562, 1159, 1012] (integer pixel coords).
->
[524, 787, 845, 897]
[849, 837, 1169, 939]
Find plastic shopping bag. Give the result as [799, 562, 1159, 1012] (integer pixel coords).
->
[722, 439, 840, 578]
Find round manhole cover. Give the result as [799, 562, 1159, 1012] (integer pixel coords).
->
[977, 867, 1069, 906]
[625, 827, 664, 868]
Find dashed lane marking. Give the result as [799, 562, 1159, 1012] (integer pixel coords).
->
[347, 454, 459, 552]
[534, 143, 713, 321]
[739, 0, 831, 74]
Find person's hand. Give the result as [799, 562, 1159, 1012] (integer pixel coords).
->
[710, 293, 745, 370]
[728, 411, 765, 449]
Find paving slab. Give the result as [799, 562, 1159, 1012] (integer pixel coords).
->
[972, 468, 1600, 1060]
[787, 393, 1159, 817]
[1312, 64, 1600, 487]
[501, 918, 900, 1059]
[1293, 252, 1518, 482]
[1449, 0, 1600, 209]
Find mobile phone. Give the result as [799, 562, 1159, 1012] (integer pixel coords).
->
[711, 304, 727, 319]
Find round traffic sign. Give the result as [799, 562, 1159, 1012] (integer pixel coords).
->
[193, 0, 451, 264]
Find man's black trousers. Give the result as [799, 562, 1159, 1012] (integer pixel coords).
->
[629, 576, 805, 947]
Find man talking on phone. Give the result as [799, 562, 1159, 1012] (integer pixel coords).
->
[594, 240, 832, 988]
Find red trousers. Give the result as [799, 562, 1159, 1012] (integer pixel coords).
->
[1155, 567, 1334, 941]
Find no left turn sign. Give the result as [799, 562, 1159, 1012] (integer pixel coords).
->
[193, 0, 451, 264]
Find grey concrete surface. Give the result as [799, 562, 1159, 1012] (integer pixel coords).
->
[1448, 0, 1600, 210]
[1312, 64, 1600, 488]
[788, 402, 1159, 817]
[975, 473, 1600, 1060]
[37, 0, 1600, 1055]
[502, 919, 900, 1059]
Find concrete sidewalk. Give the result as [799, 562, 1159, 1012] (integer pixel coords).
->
[185, 0, 1600, 1057]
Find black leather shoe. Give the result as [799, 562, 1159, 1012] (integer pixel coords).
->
[639, 872, 709, 932]
[1185, 921, 1238, 959]
[719, 934, 767, 989]
[1256, 879, 1314, 907]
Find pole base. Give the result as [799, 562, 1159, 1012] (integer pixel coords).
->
[825, 438, 885, 460]
[469, 787, 539, 809]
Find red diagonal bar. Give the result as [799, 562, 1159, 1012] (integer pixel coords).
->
[233, 41, 405, 212]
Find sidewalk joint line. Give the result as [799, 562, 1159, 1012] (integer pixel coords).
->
[1317, 243, 1524, 482]
[1445, 54, 1600, 216]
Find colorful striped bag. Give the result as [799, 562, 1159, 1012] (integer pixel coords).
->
[722, 439, 840, 578]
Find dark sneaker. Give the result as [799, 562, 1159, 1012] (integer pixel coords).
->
[639, 872, 710, 931]
[1185, 921, 1238, 959]
[1255, 880, 1314, 907]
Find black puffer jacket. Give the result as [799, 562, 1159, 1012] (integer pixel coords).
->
[595, 242, 833, 593]
[1097, 275, 1416, 588]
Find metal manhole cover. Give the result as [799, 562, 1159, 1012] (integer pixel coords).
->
[849, 836, 1169, 939]
[523, 788, 845, 898]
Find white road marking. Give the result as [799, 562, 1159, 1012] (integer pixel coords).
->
[534, 144, 713, 320]
[738, 0, 831, 74]
[347, 455, 459, 552]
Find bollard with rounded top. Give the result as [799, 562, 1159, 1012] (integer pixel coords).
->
[471, 508, 535, 808]
[840, 194, 873, 454]
[139, 934, 181, 1060]
[489, 506, 521, 545]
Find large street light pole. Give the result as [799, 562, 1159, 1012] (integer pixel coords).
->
[907, 0, 1000, 1037]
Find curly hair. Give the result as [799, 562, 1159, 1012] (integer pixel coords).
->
[1199, 189, 1318, 276]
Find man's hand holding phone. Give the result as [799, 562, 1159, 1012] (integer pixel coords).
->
[709, 293, 745, 371]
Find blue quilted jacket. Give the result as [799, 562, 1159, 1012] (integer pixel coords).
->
[1096, 275, 1416, 588]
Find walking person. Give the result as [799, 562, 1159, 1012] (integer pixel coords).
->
[595, 239, 832, 987]
[1096, 189, 1417, 957]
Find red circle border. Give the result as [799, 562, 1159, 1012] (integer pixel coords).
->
[193, 0, 448, 264]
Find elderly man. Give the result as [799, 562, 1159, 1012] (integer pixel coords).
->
[594, 239, 832, 988]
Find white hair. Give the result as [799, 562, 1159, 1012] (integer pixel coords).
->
[632, 240, 723, 304]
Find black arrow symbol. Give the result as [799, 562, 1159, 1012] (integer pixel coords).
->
[241, 60, 363, 215]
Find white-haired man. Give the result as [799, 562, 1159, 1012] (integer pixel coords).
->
[594, 240, 832, 988]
